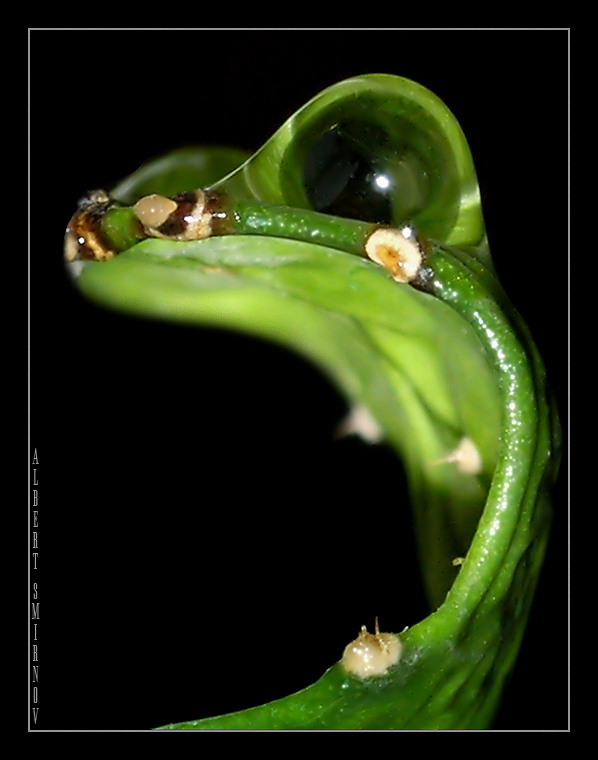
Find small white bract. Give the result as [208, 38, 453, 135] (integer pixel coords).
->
[365, 226, 423, 283]
[435, 436, 482, 475]
[341, 619, 402, 678]
[133, 194, 178, 229]
[335, 404, 384, 444]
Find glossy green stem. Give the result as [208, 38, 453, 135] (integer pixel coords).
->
[102, 206, 145, 252]
[147, 238, 554, 730]
[231, 199, 375, 256]
[415, 243, 552, 635]
[101, 196, 379, 259]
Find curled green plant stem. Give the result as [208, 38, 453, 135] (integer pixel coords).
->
[64, 74, 560, 730]
[67, 187, 425, 286]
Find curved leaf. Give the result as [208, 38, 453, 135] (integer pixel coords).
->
[64, 74, 559, 730]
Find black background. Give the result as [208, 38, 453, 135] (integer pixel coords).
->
[29, 29, 568, 731]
